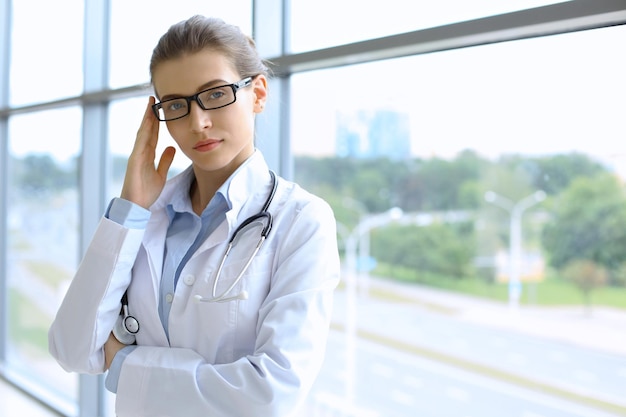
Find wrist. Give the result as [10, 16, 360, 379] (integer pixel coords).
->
[104, 332, 126, 370]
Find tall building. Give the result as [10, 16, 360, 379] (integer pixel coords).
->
[336, 109, 411, 159]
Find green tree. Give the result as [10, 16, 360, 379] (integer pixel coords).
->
[542, 173, 626, 285]
[372, 222, 475, 279]
[561, 259, 608, 312]
[13, 153, 76, 194]
[396, 151, 487, 211]
[525, 152, 607, 196]
[295, 156, 409, 213]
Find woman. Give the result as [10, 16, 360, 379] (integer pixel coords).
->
[49, 15, 340, 417]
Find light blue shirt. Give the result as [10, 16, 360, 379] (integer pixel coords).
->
[159, 173, 229, 338]
[104, 167, 233, 393]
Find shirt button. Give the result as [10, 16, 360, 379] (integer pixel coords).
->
[183, 275, 195, 286]
[165, 293, 174, 303]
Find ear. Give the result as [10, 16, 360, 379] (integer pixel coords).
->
[252, 75, 268, 113]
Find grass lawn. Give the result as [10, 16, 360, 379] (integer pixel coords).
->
[22, 259, 71, 288]
[8, 289, 51, 358]
[374, 264, 626, 310]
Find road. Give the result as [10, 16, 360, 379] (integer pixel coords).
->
[302, 287, 626, 417]
[307, 332, 624, 417]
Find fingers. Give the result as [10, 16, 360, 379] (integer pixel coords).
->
[134, 97, 160, 152]
[120, 97, 167, 208]
[157, 146, 176, 180]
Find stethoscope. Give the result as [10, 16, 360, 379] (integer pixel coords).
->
[114, 171, 277, 343]
[113, 291, 140, 344]
[194, 170, 277, 303]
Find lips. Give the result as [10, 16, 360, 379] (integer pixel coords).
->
[193, 139, 222, 152]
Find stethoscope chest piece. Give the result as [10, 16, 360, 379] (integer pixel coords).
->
[113, 292, 139, 345]
[123, 314, 140, 334]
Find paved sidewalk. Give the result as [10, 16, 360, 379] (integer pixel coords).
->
[361, 276, 626, 357]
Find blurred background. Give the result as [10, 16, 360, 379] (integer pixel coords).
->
[1, 1, 626, 416]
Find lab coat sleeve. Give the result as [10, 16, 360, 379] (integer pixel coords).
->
[48, 217, 145, 373]
[114, 198, 340, 417]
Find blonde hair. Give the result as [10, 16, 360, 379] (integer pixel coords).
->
[149, 15, 271, 83]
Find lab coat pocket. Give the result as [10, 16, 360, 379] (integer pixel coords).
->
[214, 250, 273, 305]
[213, 218, 274, 299]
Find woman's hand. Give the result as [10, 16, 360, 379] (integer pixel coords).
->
[120, 97, 176, 209]
[104, 332, 127, 370]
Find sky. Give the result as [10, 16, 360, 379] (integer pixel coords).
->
[6, 1, 625, 174]
[288, 22, 626, 172]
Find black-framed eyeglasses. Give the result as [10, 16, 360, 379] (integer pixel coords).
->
[152, 77, 253, 121]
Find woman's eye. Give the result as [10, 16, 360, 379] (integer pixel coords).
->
[198, 87, 232, 108]
[167, 101, 186, 111]
[208, 90, 226, 100]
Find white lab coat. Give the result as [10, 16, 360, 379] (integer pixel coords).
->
[48, 153, 340, 417]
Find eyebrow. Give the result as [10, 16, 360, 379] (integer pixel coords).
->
[159, 79, 231, 101]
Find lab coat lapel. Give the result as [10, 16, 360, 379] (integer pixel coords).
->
[141, 165, 193, 297]
[142, 210, 169, 300]
[190, 218, 230, 258]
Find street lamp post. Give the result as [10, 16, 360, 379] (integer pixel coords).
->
[343, 206, 403, 410]
[484, 190, 546, 312]
[342, 197, 372, 297]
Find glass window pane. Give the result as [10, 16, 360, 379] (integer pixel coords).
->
[7, 108, 82, 410]
[108, 0, 252, 88]
[292, 25, 626, 416]
[290, 0, 571, 53]
[108, 98, 191, 201]
[9, 0, 84, 106]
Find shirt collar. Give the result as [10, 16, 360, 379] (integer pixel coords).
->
[164, 150, 266, 221]
[225, 150, 272, 216]
[164, 168, 229, 222]
[165, 168, 194, 219]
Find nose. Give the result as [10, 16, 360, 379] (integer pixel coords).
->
[187, 100, 212, 131]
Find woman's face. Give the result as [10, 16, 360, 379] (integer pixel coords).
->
[152, 49, 267, 176]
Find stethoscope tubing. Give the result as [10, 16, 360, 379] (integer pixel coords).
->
[202, 171, 276, 302]
[122, 170, 278, 320]
[205, 236, 266, 302]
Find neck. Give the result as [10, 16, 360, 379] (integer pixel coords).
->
[189, 148, 255, 214]
[190, 172, 226, 216]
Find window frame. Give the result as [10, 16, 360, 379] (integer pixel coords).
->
[0, 0, 625, 415]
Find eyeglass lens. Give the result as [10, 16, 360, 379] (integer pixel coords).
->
[156, 85, 235, 121]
